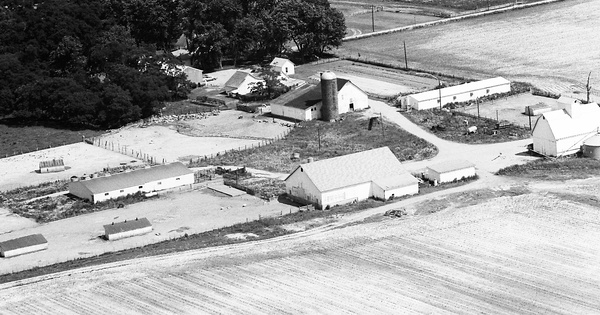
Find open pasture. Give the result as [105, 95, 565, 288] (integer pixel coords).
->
[2, 179, 599, 313]
[337, 0, 600, 95]
[345, 11, 440, 35]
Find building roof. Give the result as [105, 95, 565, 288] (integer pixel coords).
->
[373, 173, 419, 190]
[104, 218, 152, 235]
[287, 147, 413, 192]
[408, 77, 511, 102]
[533, 102, 600, 140]
[224, 71, 261, 91]
[39, 159, 64, 168]
[74, 162, 192, 194]
[271, 78, 352, 110]
[270, 57, 294, 67]
[0, 234, 47, 252]
[427, 160, 475, 174]
[584, 134, 600, 147]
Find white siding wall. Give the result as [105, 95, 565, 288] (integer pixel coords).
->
[87, 173, 194, 204]
[412, 83, 511, 110]
[281, 61, 295, 75]
[285, 169, 321, 204]
[107, 226, 153, 241]
[556, 134, 596, 157]
[321, 182, 372, 209]
[532, 119, 557, 156]
[271, 104, 311, 121]
[338, 84, 368, 113]
[1, 243, 48, 258]
[373, 184, 418, 200]
[183, 67, 203, 84]
[237, 77, 264, 95]
[428, 167, 476, 183]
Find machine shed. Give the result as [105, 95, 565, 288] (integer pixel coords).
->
[104, 218, 153, 241]
[426, 160, 476, 184]
[0, 234, 48, 258]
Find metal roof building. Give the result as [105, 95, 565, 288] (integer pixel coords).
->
[285, 147, 418, 209]
[39, 158, 66, 173]
[104, 218, 153, 241]
[270, 75, 368, 121]
[270, 57, 295, 75]
[426, 160, 476, 184]
[532, 100, 600, 157]
[0, 234, 48, 258]
[69, 162, 194, 203]
[400, 77, 511, 110]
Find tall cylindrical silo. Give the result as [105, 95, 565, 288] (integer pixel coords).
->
[320, 71, 338, 121]
[583, 134, 600, 159]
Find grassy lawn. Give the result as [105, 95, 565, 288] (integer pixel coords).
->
[496, 157, 600, 180]
[190, 112, 438, 172]
[0, 124, 103, 158]
[403, 108, 530, 144]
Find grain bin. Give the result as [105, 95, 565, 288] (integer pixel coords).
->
[582, 134, 600, 159]
[320, 71, 338, 121]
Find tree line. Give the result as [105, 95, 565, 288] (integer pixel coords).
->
[0, 0, 346, 129]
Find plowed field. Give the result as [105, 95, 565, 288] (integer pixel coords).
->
[2, 178, 599, 314]
[337, 0, 600, 96]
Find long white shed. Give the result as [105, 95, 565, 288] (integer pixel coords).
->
[104, 218, 153, 241]
[426, 160, 476, 184]
[0, 234, 48, 258]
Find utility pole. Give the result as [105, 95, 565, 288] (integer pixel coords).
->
[496, 110, 499, 122]
[527, 106, 532, 130]
[403, 41, 408, 69]
[317, 127, 321, 151]
[476, 98, 480, 118]
[371, 5, 375, 33]
[380, 113, 385, 138]
[438, 78, 442, 110]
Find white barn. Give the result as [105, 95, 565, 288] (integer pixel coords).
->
[0, 234, 48, 258]
[69, 162, 194, 203]
[104, 218, 153, 241]
[425, 160, 476, 184]
[400, 77, 511, 110]
[223, 71, 264, 95]
[270, 57, 295, 75]
[285, 147, 419, 209]
[270, 77, 368, 121]
[532, 100, 600, 157]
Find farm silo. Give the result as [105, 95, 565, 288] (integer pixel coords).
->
[582, 134, 600, 159]
[320, 71, 338, 121]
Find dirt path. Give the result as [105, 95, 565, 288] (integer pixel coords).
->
[365, 100, 537, 173]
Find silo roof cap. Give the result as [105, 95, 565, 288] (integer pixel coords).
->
[321, 71, 336, 80]
[584, 134, 600, 147]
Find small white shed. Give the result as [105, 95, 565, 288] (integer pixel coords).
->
[270, 57, 295, 75]
[426, 160, 476, 184]
[104, 218, 153, 241]
[0, 234, 48, 258]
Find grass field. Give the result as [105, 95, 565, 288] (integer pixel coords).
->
[0, 124, 103, 158]
[336, 0, 600, 95]
[497, 156, 600, 180]
[403, 108, 531, 144]
[190, 112, 438, 172]
[345, 11, 440, 34]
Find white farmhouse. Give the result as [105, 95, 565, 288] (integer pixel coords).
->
[532, 100, 600, 157]
[270, 57, 295, 75]
[285, 147, 419, 209]
[223, 71, 264, 96]
[400, 77, 511, 110]
[270, 73, 368, 121]
[425, 160, 476, 184]
[69, 162, 194, 203]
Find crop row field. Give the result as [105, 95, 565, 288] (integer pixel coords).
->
[336, 0, 600, 96]
[2, 181, 599, 314]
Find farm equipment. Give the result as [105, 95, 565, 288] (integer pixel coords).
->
[384, 208, 407, 218]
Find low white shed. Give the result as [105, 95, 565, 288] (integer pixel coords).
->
[426, 160, 476, 184]
[104, 218, 153, 241]
[0, 234, 48, 258]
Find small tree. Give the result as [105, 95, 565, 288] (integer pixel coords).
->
[249, 67, 290, 100]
